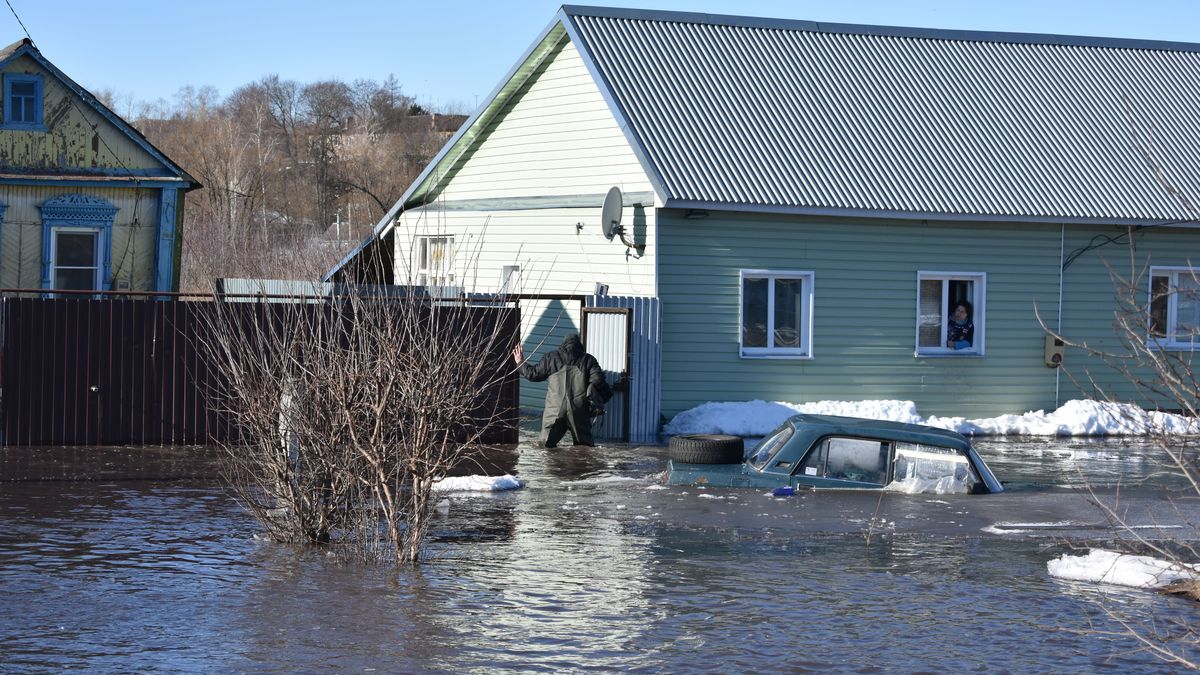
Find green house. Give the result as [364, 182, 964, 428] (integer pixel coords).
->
[329, 6, 1200, 441]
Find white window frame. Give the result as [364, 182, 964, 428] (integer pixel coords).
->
[739, 269, 814, 359]
[414, 235, 455, 287]
[49, 226, 101, 291]
[915, 271, 986, 357]
[1149, 266, 1200, 351]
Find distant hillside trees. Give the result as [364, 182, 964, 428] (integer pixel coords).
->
[126, 75, 464, 291]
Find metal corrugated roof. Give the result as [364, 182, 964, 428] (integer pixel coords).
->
[563, 6, 1200, 223]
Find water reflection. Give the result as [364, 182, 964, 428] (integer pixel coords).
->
[0, 435, 1195, 672]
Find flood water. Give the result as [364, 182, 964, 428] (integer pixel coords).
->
[2, 434, 1197, 672]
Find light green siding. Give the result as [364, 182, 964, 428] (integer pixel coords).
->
[658, 211, 1064, 419]
[1058, 224, 1199, 407]
[392, 37, 656, 298]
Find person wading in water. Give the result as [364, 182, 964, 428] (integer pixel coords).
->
[512, 333, 612, 448]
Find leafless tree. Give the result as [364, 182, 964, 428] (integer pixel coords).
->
[132, 74, 463, 291]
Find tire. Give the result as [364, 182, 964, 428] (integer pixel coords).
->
[668, 434, 744, 464]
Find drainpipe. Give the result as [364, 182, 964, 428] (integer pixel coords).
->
[1056, 224, 1064, 407]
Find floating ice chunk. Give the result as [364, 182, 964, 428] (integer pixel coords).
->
[1047, 549, 1200, 589]
[432, 474, 525, 492]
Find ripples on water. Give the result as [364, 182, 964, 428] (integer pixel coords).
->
[0, 437, 1195, 672]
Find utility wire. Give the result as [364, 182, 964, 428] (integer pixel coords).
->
[1062, 217, 1200, 271]
[5, 0, 32, 43]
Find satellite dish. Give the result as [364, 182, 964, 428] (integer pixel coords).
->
[601, 186, 623, 240]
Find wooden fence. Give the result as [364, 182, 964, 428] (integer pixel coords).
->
[0, 294, 519, 447]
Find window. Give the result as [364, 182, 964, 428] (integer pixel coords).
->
[916, 272, 985, 356]
[51, 228, 100, 290]
[748, 423, 795, 469]
[4, 73, 44, 129]
[415, 235, 454, 287]
[892, 443, 980, 494]
[797, 437, 890, 485]
[500, 265, 521, 295]
[39, 194, 116, 292]
[740, 270, 813, 358]
[1150, 267, 1200, 350]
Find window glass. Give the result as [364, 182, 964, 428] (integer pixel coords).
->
[797, 438, 827, 477]
[11, 81, 34, 123]
[1176, 275, 1200, 346]
[52, 230, 98, 290]
[740, 271, 812, 357]
[798, 437, 889, 485]
[918, 279, 942, 348]
[57, 232, 96, 266]
[5, 76, 40, 126]
[748, 424, 794, 469]
[773, 278, 802, 348]
[916, 273, 983, 355]
[1150, 274, 1170, 338]
[415, 236, 454, 286]
[55, 268, 95, 290]
[891, 443, 979, 494]
[742, 277, 768, 348]
[1149, 268, 1200, 349]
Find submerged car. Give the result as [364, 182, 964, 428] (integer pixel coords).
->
[664, 414, 1003, 494]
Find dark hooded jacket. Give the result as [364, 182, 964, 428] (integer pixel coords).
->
[519, 334, 612, 429]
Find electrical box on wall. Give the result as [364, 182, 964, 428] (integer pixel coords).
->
[1044, 335, 1065, 368]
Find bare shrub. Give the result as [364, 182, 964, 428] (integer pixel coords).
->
[1043, 245, 1200, 668]
[197, 285, 518, 565]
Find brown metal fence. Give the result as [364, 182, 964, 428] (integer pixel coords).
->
[0, 292, 520, 447]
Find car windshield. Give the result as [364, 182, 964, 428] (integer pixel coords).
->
[748, 424, 794, 469]
[888, 442, 980, 494]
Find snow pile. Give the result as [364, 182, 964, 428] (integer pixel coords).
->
[928, 400, 1199, 436]
[1047, 549, 1200, 589]
[664, 399, 1199, 438]
[663, 400, 922, 436]
[432, 474, 525, 492]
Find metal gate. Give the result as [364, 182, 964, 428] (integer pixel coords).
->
[582, 307, 631, 442]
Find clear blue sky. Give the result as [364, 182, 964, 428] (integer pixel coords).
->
[4, 1, 1198, 113]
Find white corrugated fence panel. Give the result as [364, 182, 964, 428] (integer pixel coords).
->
[588, 294, 661, 443]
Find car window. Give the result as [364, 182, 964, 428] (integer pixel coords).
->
[748, 424, 795, 469]
[891, 443, 980, 494]
[797, 437, 890, 485]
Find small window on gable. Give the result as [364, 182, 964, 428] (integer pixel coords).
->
[916, 272, 985, 356]
[414, 235, 455, 287]
[4, 73, 44, 129]
[740, 270, 814, 358]
[1149, 266, 1200, 350]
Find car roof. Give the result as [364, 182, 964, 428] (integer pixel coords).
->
[785, 413, 971, 450]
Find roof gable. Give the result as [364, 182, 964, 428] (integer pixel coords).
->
[562, 6, 1200, 224]
[0, 39, 195, 184]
